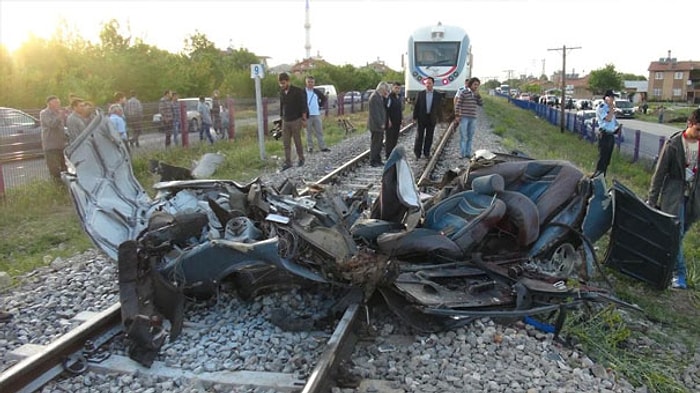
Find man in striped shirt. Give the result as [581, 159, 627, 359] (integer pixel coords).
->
[124, 90, 144, 147]
[454, 77, 483, 158]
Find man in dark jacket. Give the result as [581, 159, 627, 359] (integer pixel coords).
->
[278, 72, 308, 171]
[385, 82, 403, 160]
[412, 77, 443, 159]
[647, 108, 700, 289]
[367, 82, 390, 167]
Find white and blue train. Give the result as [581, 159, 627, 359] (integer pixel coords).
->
[405, 22, 472, 102]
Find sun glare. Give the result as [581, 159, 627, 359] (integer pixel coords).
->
[0, 3, 59, 53]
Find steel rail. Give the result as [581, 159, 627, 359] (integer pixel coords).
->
[0, 119, 453, 393]
[0, 302, 122, 393]
[299, 120, 455, 393]
[299, 122, 415, 194]
[300, 303, 362, 393]
[417, 121, 457, 187]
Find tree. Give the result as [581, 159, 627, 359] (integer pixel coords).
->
[620, 73, 647, 81]
[99, 19, 131, 52]
[588, 64, 623, 95]
[483, 80, 501, 90]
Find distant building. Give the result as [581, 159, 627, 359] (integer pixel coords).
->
[623, 81, 648, 103]
[647, 51, 700, 103]
[290, 56, 331, 77]
[365, 58, 392, 74]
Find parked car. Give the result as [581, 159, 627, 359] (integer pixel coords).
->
[517, 93, 531, 101]
[343, 91, 362, 104]
[315, 85, 338, 108]
[539, 95, 559, 107]
[362, 89, 375, 102]
[575, 99, 593, 110]
[153, 97, 213, 132]
[614, 99, 635, 119]
[576, 110, 597, 139]
[0, 107, 44, 162]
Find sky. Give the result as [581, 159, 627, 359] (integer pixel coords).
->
[0, 0, 696, 82]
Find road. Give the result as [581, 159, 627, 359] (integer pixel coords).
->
[618, 118, 679, 161]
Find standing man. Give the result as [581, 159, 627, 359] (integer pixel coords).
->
[39, 95, 67, 182]
[368, 82, 389, 167]
[171, 92, 181, 146]
[211, 89, 221, 136]
[412, 76, 442, 159]
[158, 90, 174, 147]
[304, 76, 330, 153]
[647, 108, 700, 289]
[593, 90, 620, 177]
[124, 90, 144, 147]
[278, 72, 307, 171]
[198, 96, 214, 144]
[454, 77, 483, 159]
[66, 96, 94, 143]
[385, 82, 403, 160]
[109, 104, 129, 149]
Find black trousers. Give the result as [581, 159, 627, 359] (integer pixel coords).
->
[414, 120, 435, 158]
[595, 132, 615, 175]
[385, 123, 400, 159]
[370, 130, 384, 165]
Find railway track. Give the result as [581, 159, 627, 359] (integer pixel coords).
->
[0, 121, 460, 393]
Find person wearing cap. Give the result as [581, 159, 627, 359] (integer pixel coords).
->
[647, 108, 700, 289]
[592, 90, 620, 177]
[39, 95, 67, 182]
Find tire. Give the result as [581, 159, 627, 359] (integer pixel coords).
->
[190, 118, 200, 133]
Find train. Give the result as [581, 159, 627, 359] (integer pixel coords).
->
[404, 22, 472, 103]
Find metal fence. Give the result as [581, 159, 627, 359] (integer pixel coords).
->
[508, 96, 670, 167]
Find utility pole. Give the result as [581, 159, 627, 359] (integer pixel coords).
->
[502, 70, 514, 96]
[540, 59, 546, 78]
[548, 45, 581, 132]
[502, 70, 514, 84]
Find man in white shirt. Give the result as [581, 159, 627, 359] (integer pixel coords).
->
[304, 76, 330, 153]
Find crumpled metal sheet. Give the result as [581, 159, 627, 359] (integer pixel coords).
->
[67, 119, 653, 347]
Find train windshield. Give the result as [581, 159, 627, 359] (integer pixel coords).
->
[414, 42, 460, 67]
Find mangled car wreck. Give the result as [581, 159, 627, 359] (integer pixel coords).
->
[63, 114, 676, 366]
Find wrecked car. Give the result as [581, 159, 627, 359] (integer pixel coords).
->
[63, 114, 674, 366]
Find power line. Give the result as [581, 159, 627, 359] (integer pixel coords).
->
[548, 45, 581, 132]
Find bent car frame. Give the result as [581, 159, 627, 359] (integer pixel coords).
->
[63, 114, 672, 366]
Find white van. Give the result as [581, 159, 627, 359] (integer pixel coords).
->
[315, 85, 338, 108]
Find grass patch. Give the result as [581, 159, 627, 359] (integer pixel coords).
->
[484, 95, 698, 392]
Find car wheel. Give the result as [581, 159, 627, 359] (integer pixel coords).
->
[537, 241, 586, 280]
